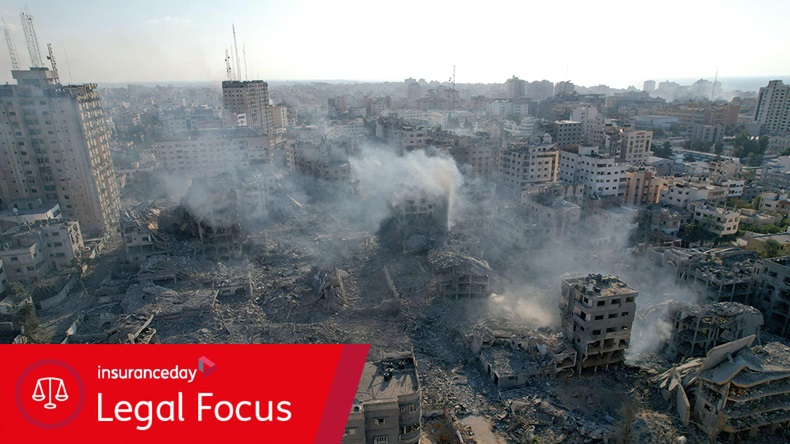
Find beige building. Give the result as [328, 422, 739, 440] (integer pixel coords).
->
[0, 68, 120, 236]
[619, 128, 652, 165]
[688, 202, 740, 237]
[221, 80, 272, 134]
[560, 274, 637, 374]
[624, 167, 665, 206]
[342, 352, 421, 444]
[497, 142, 559, 193]
[39, 219, 83, 270]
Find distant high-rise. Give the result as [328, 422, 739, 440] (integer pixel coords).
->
[642, 80, 656, 93]
[754, 80, 790, 136]
[222, 80, 272, 135]
[504, 75, 526, 99]
[0, 68, 120, 236]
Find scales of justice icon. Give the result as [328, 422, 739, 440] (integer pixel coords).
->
[32, 377, 68, 409]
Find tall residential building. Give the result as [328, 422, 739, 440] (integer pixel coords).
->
[504, 75, 526, 99]
[619, 128, 652, 165]
[624, 166, 665, 207]
[0, 68, 120, 236]
[754, 80, 790, 136]
[221, 80, 272, 135]
[642, 80, 656, 93]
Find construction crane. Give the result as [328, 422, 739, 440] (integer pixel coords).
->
[20, 9, 43, 67]
[3, 18, 20, 70]
[232, 25, 241, 82]
[46, 43, 59, 84]
[224, 49, 232, 81]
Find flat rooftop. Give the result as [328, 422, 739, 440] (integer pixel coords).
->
[355, 360, 418, 403]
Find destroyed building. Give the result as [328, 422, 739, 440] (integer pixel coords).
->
[560, 274, 637, 373]
[470, 322, 576, 389]
[428, 250, 490, 299]
[121, 207, 167, 264]
[685, 248, 757, 304]
[178, 174, 246, 258]
[752, 256, 790, 337]
[393, 191, 450, 253]
[343, 352, 421, 444]
[656, 336, 790, 440]
[666, 302, 764, 360]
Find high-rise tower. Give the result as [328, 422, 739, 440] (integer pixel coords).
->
[0, 68, 120, 236]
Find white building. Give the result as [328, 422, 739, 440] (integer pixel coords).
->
[688, 202, 740, 237]
[620, 129, 653, 165]
[559, 146, 627, 198]
[659, 179, 727, 209]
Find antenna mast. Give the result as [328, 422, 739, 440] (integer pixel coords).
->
[46, 43, 59, 84]
[3, 18, 20, 70]
[224, 49, 232, 81]
[20, 9, 43, 67]
[243, 44, 248, 81]
[232, 25, 241, 82]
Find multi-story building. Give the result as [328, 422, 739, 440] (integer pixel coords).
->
[446, 139, 494, 178]
[687, 202, 740, 237]
[342, 352, 421, 444]
[221, 80, 272, 135]
[0, 68, 120, 236]
[0, 226, 50, 283]
[553, 120, 584, 146]
[619, 128, 652, 165]
[666, 302, 763, 360]
[624, 166, 665, 207]
[559, 146, 627, 198]
[153, 128, 273, 177]
[497, 142, 559, 193]
[560, 274, 637, 374]
[659, 178, 727, 209]
[643, 80, 656, 93]
[752, 256, 790, 336]
[690, 124, 725, 145]
[523, 184, 581, 241]
[754, 80, 790, 136]
[504, 75, 526, 99]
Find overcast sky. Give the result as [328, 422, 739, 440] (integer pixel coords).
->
[1, 0, 788, 88]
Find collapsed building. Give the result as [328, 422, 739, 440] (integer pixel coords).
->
[649, 247, 758, 304]
[121, 206, 168, 264]
[656, 336, 790, 440]
[666, 302, 764, 360]
[343, 352, 421, 444]
[393, 191, 450, 253]
[178, 174, 246, 258]
[560, 274, 637, 373]
[428, 250, 490, 299]
[470, 322, 576, 389]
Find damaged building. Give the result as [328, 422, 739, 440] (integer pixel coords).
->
[393, 191, 450, 253]
[121, 207, 168, 264]
[560, 274, 637, 374]
[428, 250, 491, 299]
[178, 174, 246, 258]
[666, 302, 764, 360]
[656, 336, 790, 440]
[752, 256, 790, 337]
[343, 351, 421, 444]
[470, 322, 577, 389]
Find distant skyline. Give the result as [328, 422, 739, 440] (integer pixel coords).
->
[1, 0, 789, 90]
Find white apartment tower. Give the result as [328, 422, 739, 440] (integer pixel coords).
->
[222, 80, 272, 135]
[0, 68, 120, 236]
[754, 80, 790, 136]
[619, 129, 652, 165]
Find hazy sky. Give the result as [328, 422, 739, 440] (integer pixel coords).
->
[1, 0, 788, 88]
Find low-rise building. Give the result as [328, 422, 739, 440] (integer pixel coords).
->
[428, 251, 491, 299]
[688, 202, 741, 237]
[471, 323, 576, 389]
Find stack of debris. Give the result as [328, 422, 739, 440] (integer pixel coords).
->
[314, 267, 348, 310]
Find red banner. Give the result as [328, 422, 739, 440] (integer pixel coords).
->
[0, 344, 369, 443]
